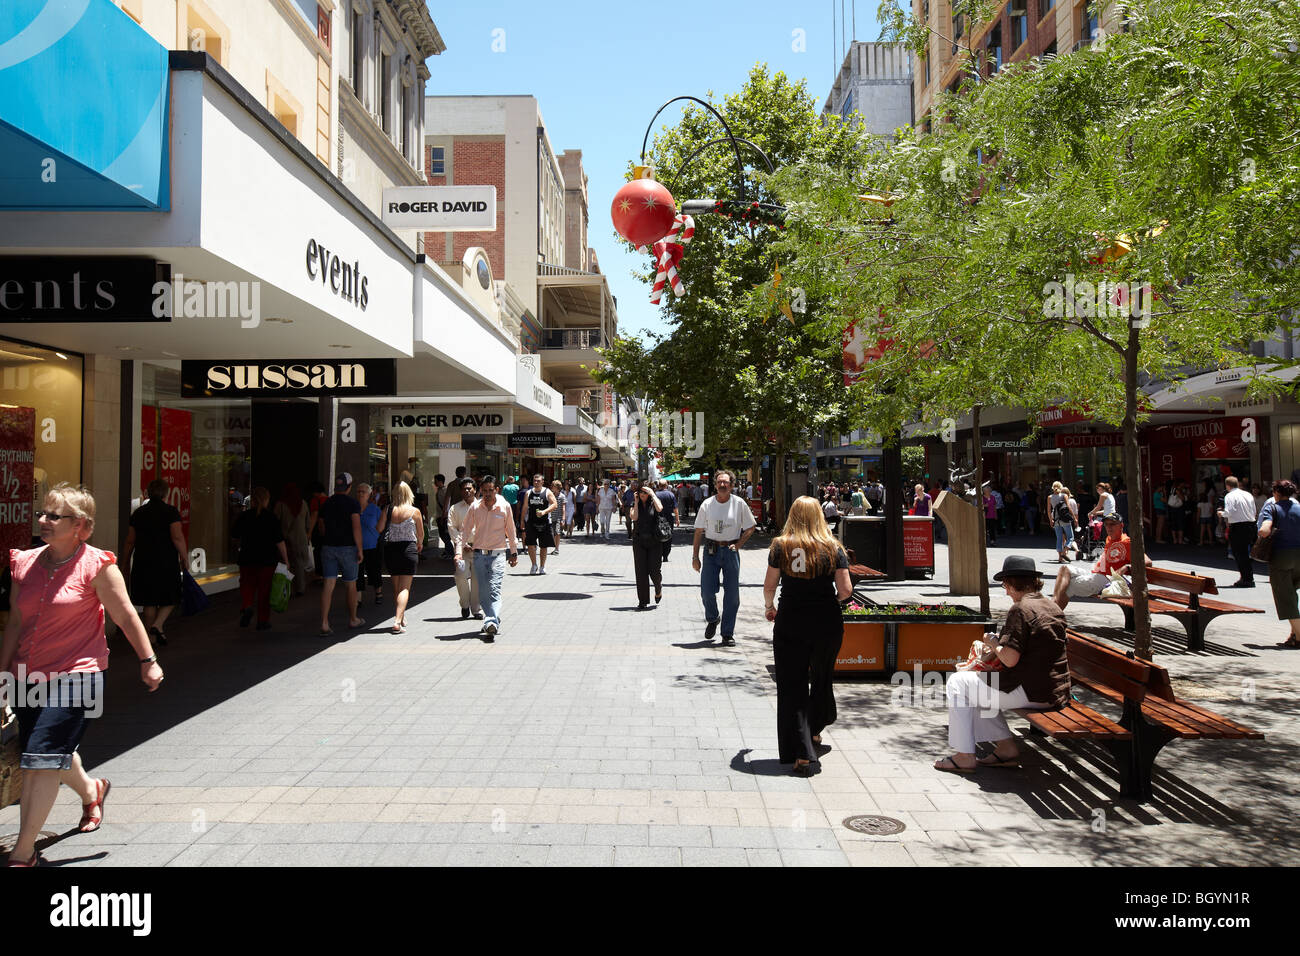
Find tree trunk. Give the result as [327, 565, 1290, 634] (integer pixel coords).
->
[884, 430, 904, 580]
[973, 404, 990, 618]
[1123, 329, 1152, 660]
[774, 444, 787, 531]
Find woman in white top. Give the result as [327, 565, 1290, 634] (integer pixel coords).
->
[1089, 482, 1117, 520]
[1047, 481, 1077, 563]
[562, 482, 576, 538]
[597, 480, 618, 538]
[376, 480, 424, 634]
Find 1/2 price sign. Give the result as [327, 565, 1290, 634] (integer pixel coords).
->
[0, 406, 36, 569]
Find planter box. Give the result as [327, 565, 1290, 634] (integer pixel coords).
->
[836, 621, 887, 674]
[836, 606, 990, 678]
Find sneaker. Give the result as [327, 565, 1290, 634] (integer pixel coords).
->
[239, 608, 253, 627]
[484, 621, 498, 636]
[473, 610, 485, 620]
[705, 620, 719, 641]
[530, 565, 538, 575]
[721, 635, 736, 647]
[461, 607, 471, 619]
[538, 567, 547, 575]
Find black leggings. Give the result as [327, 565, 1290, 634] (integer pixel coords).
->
[360, 547, 383, 590]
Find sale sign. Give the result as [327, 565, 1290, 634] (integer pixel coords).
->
[158, 407, 192, 538]
[0, 406, 36, 571]
[141, 405, 157, 499]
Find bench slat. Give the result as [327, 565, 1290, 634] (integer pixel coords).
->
[1148, 589, 1262, 615]
[1146, 567, 1219, 594]
[1017, 703, 1131, 739]
[1066, 633, 1152, 683]
[1143, 698, 1265, 739]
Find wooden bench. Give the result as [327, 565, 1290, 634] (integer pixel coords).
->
[1100, 565, 1262, 651]
[845, 548, 886, 584]
[1014, 630, 1263, 800]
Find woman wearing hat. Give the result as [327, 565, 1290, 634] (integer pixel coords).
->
[935, 556, 1071, 773]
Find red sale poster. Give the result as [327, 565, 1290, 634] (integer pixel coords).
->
[140, 405, 157, 500]
[0, 406, 36, 572]
[158, 407, 192, 539]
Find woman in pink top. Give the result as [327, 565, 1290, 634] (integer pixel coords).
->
[0, 484, 163, 867]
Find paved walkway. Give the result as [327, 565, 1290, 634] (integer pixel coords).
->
[3, 524, 1297, 866]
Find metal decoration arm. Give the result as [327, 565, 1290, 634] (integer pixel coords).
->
[668, 137, 776, 200]
[640, 96, 749, 201]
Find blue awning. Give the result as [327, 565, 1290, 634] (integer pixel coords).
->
[0, 0, 169, 210]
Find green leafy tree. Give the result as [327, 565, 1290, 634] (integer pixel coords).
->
[594, 65, 865, 524]
[773, 0, 1300, 655]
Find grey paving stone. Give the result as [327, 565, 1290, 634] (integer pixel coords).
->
[708, 826, 778, 849]
[614, 845, 682, 866]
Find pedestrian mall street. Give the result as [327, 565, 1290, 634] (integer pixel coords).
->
[3, 529, 1295, 867]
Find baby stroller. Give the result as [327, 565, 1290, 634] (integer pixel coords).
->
[1076, 517, 1103, 562]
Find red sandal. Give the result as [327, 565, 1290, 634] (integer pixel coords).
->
[79, 778, 111, 833]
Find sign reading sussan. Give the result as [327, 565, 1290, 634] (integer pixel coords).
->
[181, 360, 396, 398]
[381, 186, 497, 230]
[384, 407, 513, 434]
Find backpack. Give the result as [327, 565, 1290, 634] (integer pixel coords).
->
[1054, 498, 1073, 525]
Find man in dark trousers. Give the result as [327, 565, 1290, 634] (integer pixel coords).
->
[314, 472, 364, 635]
[1220, 475, 1257, 587]
[655, 479, 679, 562]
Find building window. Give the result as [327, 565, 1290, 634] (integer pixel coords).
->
[924, 52, 930, 86]
[1009, 2, 1027, 49]
[922, 0, 930, 20]
[988, 22, 1003, 73]
[380, 51, 391, 134]
[431, 146, 445, 175]
[351, 7, 364, 95]
[179, 0, 229, 66]
[400, 87, 410, 159]
[1040, 0, 1055, 19]
[951, 12, 964, 54]
[1080, 3, 1098, 44]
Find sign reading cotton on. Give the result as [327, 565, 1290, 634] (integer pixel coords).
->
[381, 186, 497, 230]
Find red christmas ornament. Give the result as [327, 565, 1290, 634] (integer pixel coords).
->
[611, 179, 678, 248]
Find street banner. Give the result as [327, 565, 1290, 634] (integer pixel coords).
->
[0, 406, 36, 571]
[903, 518, 934, 568]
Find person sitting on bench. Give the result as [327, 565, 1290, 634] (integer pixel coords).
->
[1052, 512, 1151, 610]
[935, 555, 1071, 773]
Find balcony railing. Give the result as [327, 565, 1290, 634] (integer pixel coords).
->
[542, 327, 603, 350]
[538, 261, 601, 277]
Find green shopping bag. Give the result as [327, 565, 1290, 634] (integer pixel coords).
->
[270, 563, 292, 613]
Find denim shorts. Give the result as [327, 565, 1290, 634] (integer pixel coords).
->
[320, 544, 359, 582]
[12, 672, 104, 770]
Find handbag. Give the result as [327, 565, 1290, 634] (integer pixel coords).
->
[657, 514, 673, 543]
[180, 569, 210, 616]
[1, 707, 22, 809]
[1251, 533, 1274, 563]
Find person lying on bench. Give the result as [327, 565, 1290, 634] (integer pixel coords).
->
[935, 556, 1072, 773]
[1052, 512, 1151, 610]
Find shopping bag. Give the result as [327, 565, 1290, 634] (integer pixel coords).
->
[1101, 570, 1132, 598]
[180, 569, 210, 617]
[1, 707, 22, 808]
[270, 563, 293, 613]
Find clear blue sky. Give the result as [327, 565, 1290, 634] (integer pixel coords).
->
[422, 0, 882, 342]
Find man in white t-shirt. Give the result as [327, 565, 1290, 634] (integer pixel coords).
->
[692, 470, 757, 646]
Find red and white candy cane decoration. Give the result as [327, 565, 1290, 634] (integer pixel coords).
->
[640, 214, 694, 305]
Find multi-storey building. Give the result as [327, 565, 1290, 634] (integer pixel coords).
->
[824, 41, 914, 134]
[424, 96, 632, 477]
[0, 0, 560, 589]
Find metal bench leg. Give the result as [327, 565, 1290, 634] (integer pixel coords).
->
[1118, 706, 1178, 802]
[1121, 605, 1135, 632]
[1186, 613, 1206, 653]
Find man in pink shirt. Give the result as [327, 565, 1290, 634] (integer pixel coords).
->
[460, 475, 519, 641]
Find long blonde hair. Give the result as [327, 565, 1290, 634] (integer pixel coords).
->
[774, 496, 841, 578]
[391, 480, 414, 508]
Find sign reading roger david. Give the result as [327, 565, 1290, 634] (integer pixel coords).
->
[381, 186, 497, 230]
[181, 360, 396, 398]
[384, 407, 513, 434]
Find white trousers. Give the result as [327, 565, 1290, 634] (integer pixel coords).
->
[945, 670, 1047, 753]
[598, 509, 613, 535]
[453, 559, 480, 613]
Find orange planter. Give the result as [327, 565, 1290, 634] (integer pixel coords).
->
[836, 621, 887, 674]
[896, 621, 985, 673]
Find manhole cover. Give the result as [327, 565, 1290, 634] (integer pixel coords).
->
[842, 814, 906, 835]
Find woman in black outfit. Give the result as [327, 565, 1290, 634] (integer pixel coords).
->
[628, 483, 664, 610]
[121, 478, 187, 645]
[233, 487, 288, 630]
[764, 496, 853, 776]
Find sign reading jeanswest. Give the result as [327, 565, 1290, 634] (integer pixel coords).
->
[381, 186, 497, 230]
[384, 407, 513, 434]
[181, 360, 396, 398]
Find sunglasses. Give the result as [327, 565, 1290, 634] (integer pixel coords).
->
[36, 511, 78, 521]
